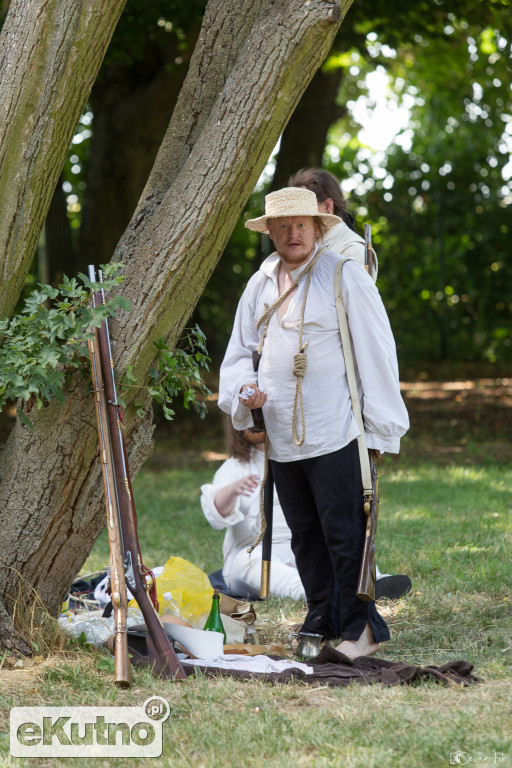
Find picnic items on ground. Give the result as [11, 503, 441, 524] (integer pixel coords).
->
[64, 566, 479, 689]
[164, 623, 224, 659]
[149, 556, 213, 626]
[288, 631, 323, 660]
[87, 265, 185, 685]
[203, 590, 227, 643]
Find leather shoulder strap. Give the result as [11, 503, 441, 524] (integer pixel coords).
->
[334, 258, 373, 494]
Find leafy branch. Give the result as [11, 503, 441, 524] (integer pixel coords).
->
[0, 264, 129, 428]
[0, 266, 212, 429]
[120, 325, 212, 421]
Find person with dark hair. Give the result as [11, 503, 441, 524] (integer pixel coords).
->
[200, 422, 305, 600]
[289, 167, 378, 281]
[218, 187, 409, 658]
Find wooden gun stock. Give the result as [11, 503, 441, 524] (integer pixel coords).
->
[251, 350, 273, 599]
[260, 461, 274, 599]
[89, 266, 185, 681]
[356, 454, 379, 602]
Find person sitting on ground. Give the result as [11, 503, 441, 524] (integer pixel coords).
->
[201, 421, 305, 600]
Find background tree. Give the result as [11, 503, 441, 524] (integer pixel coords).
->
[0, 0, 128, 319]
[323, 9, 512, 367]
[0, 0, 347, 652]
[196, 0, 512, 369]
[21, 0, 510, 366]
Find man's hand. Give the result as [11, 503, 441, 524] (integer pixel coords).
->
[239, 383, 267, 409]
[369, 449, 381, 463]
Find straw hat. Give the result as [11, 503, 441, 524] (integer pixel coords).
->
[245, 187, 342, 234]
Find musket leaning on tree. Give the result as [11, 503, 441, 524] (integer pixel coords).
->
[88, 266, 186, 682]
[332, 225, 380, 603]
[88, 317, 132, 688]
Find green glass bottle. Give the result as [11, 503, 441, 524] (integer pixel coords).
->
[203, 589, 226, 643]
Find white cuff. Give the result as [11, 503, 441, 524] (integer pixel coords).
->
[365, 432, 401, 455]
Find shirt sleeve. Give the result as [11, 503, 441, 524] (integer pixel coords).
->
[200, 458, 248, 530]
[218, 276, 264, 430]
[341, 260, 409, 453]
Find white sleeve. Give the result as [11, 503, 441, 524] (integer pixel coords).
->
[200, 458, 247, 530]
[218, 277, 263, 430]
[342, 261, 409, 453]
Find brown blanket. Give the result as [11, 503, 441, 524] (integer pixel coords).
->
[184, 644, 479, 687]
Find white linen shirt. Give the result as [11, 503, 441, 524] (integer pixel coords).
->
[200, 449, 292, 560]
[218, 247, 409, 462]
[322, 220, 378, 281]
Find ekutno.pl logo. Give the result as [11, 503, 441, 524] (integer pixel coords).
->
[10, 696, 170, 758]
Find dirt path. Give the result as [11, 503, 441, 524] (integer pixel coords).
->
[401, 377, 512, 463]
[149, 377, 512, 467]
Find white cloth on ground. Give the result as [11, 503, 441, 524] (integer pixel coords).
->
[181, 654, 314, 675]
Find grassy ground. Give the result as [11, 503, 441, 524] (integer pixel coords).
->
[0, 378, 511, 767]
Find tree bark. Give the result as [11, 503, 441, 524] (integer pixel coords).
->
[0, 0, 350, 651]
[0, 0, 127, 319]
[76, 20, 202, 272]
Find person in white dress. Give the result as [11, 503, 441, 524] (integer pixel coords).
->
[201, 424, 305, 600]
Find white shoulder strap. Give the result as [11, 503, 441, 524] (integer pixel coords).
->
[334, 258, 373, 495]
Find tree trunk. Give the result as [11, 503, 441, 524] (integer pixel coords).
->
[76, 21, 201, 272]
[271, 67, 346, 189]
[0, 0, 127, 319]
[0, 0, 350, 651]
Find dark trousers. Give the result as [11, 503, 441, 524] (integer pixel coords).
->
[271, 441, 389, 643]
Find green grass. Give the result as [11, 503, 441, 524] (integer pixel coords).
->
[1, 454, 511, 767]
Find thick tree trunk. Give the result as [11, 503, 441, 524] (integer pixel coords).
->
[0, 0, 127, 319]
[0, 0, 350, 651]
[271, 67, 346, 189]
[76, 22, 201, 272]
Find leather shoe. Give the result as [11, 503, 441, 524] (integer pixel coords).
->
[375, 574, 412, 600]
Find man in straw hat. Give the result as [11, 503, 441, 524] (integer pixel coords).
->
[218, 187, 409, 658]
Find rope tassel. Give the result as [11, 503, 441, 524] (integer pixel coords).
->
[292, 343, 308, 446]
[255, 247, 325, 449]
[292, 345, 308, 378]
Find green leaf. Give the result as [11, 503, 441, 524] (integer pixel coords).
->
[17, 408, 34, 431]
[0, 267, 128, 416]
[96, 656, 115, 673]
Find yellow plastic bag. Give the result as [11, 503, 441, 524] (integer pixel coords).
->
[154, 556, 213, 626]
